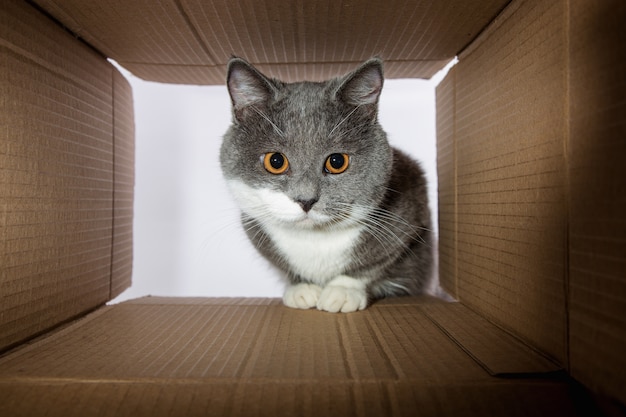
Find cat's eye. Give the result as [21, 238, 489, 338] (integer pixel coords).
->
[324, 153, 350, 174]
[263, 152, 289, 175]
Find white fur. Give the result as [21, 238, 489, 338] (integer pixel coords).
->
[264, 222, 362, 286]
[283, 283, 322, 309]
[226, 180, 306, 223]
[283, 277, 368, 313]
[317, 275, 368, 313]
[227, 180, 368, 312]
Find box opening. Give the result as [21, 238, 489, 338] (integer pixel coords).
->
[111, 64, 455, 303]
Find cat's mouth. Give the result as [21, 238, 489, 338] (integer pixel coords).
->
[277, 206, 358, 230]
[282, 209, 332, 228]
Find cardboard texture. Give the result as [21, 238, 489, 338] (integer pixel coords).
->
[568, 0, 626, 403]
[1, 0, 625, 415]
[0, 0, 133, 352]
[0, 297, 588, 417]
[436, 0, 626, 407]
[436, 0, 570, 367]
[111, 70, 135, 299]
[435, 68, 457, 297]
[33, 0, 510, 84]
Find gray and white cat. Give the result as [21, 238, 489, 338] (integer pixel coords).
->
[220, 57, 432, 313]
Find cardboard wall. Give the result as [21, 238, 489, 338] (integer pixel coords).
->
[437, 0, 569, 363]
[33, 0, 510, 84]
[567, 0, 626, 403]
[437, 0, 626, 404]
[0, 0, 134, 352]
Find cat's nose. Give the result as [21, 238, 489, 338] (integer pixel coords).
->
[296, 198, 318, 213]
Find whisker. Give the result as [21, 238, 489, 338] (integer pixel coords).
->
[241, 211, 274, 246]
[333, 209, 394, 260]
[357, 204, 432, 233]
[381, 186, 401, 195]
[250, 105, 285, 137]
[335, 202, 430, 249]
[369, 207, 431, 234]
[381, 280, 411, 294]
[328, 105, 361, 138]
[330, 122, 365, 141]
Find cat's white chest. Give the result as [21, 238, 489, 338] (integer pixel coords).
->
[264, 224, 362, 286]
[225, 180, 363, 285]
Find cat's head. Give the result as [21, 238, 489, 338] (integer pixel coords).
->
[220, 57, 393, 230]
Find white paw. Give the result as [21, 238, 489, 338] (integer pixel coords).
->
[283, 283, 322, 310]
[317, 276, 368, 313]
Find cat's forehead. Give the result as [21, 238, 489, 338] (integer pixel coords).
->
[273, 81, 344, 134]
[279, 81, 333, 106]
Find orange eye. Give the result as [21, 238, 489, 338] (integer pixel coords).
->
[325, 153, 350, 174]
[263, 152, 289, 174]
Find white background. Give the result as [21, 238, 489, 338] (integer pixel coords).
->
[112, 63, 453, 303]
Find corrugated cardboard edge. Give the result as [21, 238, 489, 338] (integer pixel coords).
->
[436, 66, 457, 298]
[123, 296, 283, 306]
[111, 69, 134, 299]
[119, 60, 454, 85]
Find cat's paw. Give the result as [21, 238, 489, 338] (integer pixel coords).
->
[283, 283, 322, 310]
[317, 276, 368, 313]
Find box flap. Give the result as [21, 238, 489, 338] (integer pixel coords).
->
[421, 303, 561, 376]
[0, 0, 133, 352]
[435, 0, 626, 405]
[1, 0, 111, 352]
[33, 0, 511, 84]
[434, 0, 569, 366]
[0, 297, 588, 416]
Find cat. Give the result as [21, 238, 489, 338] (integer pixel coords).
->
[220, 57, 433, 313]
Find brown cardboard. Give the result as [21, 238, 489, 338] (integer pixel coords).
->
[111, 70, 135, 299]
[0, 379, 585, 417]
[0, 0, 624, 414]
[567, 0, 626, 403]
[436, 0, 569, 365]
[420, 302, 560, 376]
[435, 68, 457, 297]
[0, 297, 588, 417]
[0, 0, 133, 352]
[436, 0, 626, 406]
[33, 0, 510, 84]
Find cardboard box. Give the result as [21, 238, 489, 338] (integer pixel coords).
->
[0, 0, 624, 415]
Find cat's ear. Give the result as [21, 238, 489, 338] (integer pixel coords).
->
[227, 58, 276, 117]
[336, 58, 384, 108]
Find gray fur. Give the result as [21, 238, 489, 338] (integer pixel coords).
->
[220, 57, 432, 303]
